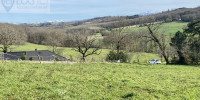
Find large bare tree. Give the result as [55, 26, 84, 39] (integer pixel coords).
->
[145, 22, 170, 64]
[104, 17, 130, 60]
[71, 29, 101, 62]
[43, 29, 65, 53]
[26, 27, 48, 44]
[0, 23, 27, 53]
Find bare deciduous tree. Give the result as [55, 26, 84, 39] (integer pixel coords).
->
[145, 22, 170, 64]
[104, 17, 130, 60]
[0, 23, 27, 53]
[71, 29, 101, 62]
[43, 29, 65, 53]
[26, 27, 48, 44]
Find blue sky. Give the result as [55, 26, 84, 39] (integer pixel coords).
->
[0, 0, 199, 23]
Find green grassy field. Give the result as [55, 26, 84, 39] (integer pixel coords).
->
[0, 62, 199, 99]
[126, 22, 188, 35]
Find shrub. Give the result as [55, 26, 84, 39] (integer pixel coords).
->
[69, 55, 73, 61]
[21, 54, 26, 60]
[55, 57, 60, 61]
[106, 51, 128, 63]
[29, 57, 34, 61]
[40, 57, 44, 61]
[189, 52, 200, 65]
[106, 51, 117, 62]
[171, 57, 179, 64]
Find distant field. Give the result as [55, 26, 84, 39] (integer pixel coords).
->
[126, 22, 188, 35]
[0, 62, 200, 99]
[10, 43, 161, 63]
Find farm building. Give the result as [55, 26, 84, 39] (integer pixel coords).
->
[2, 49, 68, 61]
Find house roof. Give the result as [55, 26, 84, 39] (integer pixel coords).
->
[3, 50, 67, 61]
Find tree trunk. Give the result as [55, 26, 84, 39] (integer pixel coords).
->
[3, 46, 8, 53]
[82, 54, 86, 62]
[53, 46, 55, 53]
[177, 50, 187, 64]
[53, 46, 56, 53]
[117, 44, 120, 60]
[162, 51, 170, 64]
[147, 26, 170, 64]
[154, 37, 170, 64]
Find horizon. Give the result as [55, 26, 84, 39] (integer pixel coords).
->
[0, 0, 199, 24]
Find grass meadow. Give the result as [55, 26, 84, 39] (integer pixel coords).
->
[126, 21, 188, 35]
[0, 62, 200, 99]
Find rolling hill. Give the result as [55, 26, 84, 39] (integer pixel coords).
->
[27, 6, 200, 30]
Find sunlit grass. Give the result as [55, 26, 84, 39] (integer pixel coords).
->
[0, 62, 199, 99]
[126, 21, 188, 35]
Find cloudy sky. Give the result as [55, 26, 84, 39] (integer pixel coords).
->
[0, 0, 199, 23]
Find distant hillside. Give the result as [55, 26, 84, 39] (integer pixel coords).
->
[28, 6, 200, 30]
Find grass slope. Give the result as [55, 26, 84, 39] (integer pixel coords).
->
[127, 22, 188, 35]
[0, 62, 199, 99]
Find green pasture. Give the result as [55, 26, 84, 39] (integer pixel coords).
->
[0, 62, 199, 99]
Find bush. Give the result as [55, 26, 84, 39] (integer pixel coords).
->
[55, 57, 60, 61]
[29, 57, 34, 61]
[69, 55, 73, 61]
[40, 57, 44, 61]
[189, 52, 200, 65]
[106, 51, 128, 63]
[21, 54, 26, 60]
[106, 51, 117, 62]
